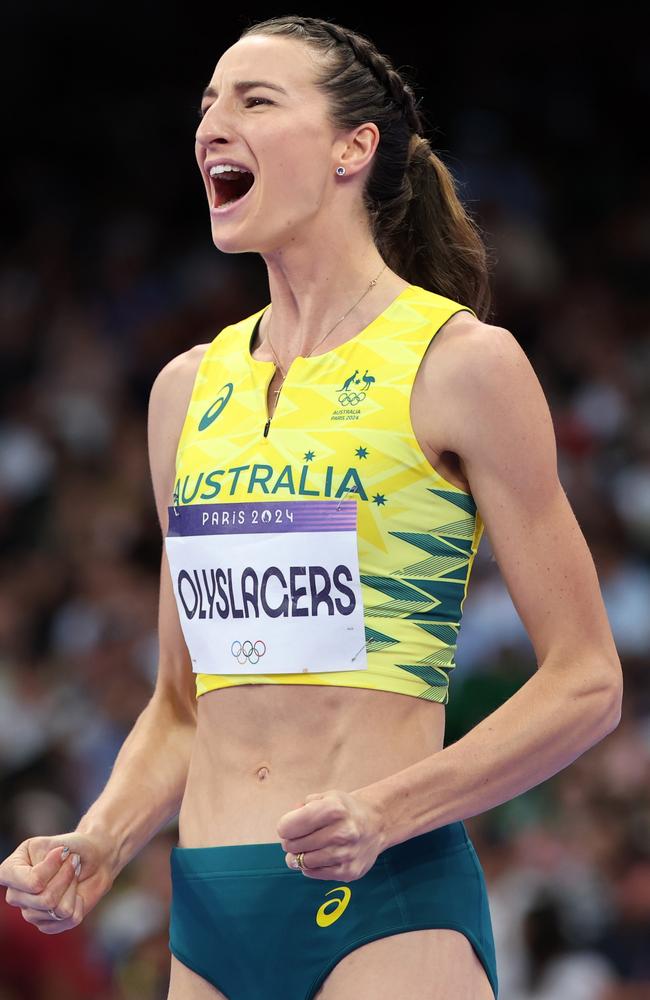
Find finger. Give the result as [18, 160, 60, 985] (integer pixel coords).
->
[299, 864, 340, 879]
[73, 886, 85, 923]
[49, 894, 83, 933]
[282, 830, 332, 853]
[0, 844, 66, 892]
[28, 836, 87, 870]
[21, 866, 83, 933]
[20, 904, 72, 933]
[34, 846, 78, 881]
[44, 866, 79, 922]
[25, 883, 84, 933]
[6, 851, 77, 911]
[278, 800, 331, 837]
[20, 906, 54, 926]
[297, 846, 349, 870]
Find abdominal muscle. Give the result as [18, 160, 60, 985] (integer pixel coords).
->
[177, 684, 445, 848]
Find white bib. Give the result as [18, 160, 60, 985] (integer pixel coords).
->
[165, 499, 368, 675]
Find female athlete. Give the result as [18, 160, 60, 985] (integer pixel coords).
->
[0, 16, 622, 1000]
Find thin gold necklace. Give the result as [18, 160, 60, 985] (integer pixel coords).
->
[261, 262, 388, 437]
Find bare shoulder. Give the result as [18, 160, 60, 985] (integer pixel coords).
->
[421, 313, 545, 466]
[147, 342, 210, 533]
[149, 342, 210, 413]
[429, 309, 510, 361]
[432, 314, 553, 477]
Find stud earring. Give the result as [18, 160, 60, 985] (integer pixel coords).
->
[336, 166, 346, 175]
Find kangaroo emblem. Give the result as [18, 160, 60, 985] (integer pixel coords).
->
[339, 369, 359, 392]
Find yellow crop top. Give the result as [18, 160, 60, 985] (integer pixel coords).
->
[165, 283, 485, 704]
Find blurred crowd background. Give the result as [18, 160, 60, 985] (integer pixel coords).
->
[1, 7, 648, 1000]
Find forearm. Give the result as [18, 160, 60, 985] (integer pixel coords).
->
[75, 693, 196, 878]
[361, 662, 621, 851]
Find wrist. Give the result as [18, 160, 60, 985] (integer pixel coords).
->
[75, 816, 123, 880]
[354, 781, 393, 855]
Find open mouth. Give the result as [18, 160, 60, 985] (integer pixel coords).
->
[212, 171, 256, 209]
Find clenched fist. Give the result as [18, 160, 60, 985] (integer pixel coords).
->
[0, 830, 118, 934]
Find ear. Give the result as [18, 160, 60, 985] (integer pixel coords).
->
[336, 121, 380, 177]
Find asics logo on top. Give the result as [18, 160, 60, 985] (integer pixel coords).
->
[198, 383, 234, 430]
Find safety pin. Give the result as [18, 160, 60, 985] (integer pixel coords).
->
[172, 488, 181, 517]
[336, 483, 358, 511]
[350, 637, 368, 662]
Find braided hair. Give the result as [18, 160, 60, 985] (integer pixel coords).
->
[239, 16, 494, 321]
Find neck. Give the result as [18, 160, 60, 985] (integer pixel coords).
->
[255, 255, 407, 364]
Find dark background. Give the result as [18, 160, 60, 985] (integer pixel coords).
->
[0, 8, 648, 999]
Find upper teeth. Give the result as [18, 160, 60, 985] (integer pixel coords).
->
[209, 164, 251, 176]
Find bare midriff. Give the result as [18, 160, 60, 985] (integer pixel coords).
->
[178, 684, 445, 847]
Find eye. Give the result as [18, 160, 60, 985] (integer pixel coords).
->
[197, 96, 272, 119]
[245, 96, 272, 108]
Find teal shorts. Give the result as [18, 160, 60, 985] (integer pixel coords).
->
[169, 819, 498, 999]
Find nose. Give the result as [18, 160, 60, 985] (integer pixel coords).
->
[195, 101, 234, 148]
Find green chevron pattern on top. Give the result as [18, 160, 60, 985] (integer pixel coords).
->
[361, 575, 469, 623]
[361, 588, 435, 619]
[444, 564, 476, 581]
[418, 685, 451, 704]
[430, 487, 477, 516]
[389, 532, 472, 577]
[389, 531, 473, 558]
[410, 620, 459, 645]
[403, 577, 464, 602]
[361, 575, 434, 605]
[397, 662, 453, 685]
[405, 581, 467, 621]
[364, 626, 400, 652]
[397, 661, 454, 703]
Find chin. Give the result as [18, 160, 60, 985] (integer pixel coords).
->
[209, 224, 283, 258]
[210, 235, 251, 254]
[209, 231, 263, 255]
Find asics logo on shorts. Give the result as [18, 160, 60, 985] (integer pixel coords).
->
[198, 382, 234, 430]
[316, 886, 352, 927]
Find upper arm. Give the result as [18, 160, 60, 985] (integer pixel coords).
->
[441, 322, 622, 699]
[147, 343, 208, 721]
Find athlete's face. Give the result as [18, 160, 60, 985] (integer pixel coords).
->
[195, 35, 343, 254]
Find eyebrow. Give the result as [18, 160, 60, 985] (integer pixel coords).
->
[201, 80, 289, 101]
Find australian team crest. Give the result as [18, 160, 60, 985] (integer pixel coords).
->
[331, 367, 376, 422]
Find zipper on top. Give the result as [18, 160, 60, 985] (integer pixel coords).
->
[261, 357, 302, 438]
[262, 364, 282, 438]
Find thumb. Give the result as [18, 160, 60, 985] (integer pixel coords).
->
[0, 841, 69, 891]
[27, 833, 95, 876]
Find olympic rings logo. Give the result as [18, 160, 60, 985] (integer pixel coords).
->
[231, 640, 267, 665]
[337, 391, 367, 406]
